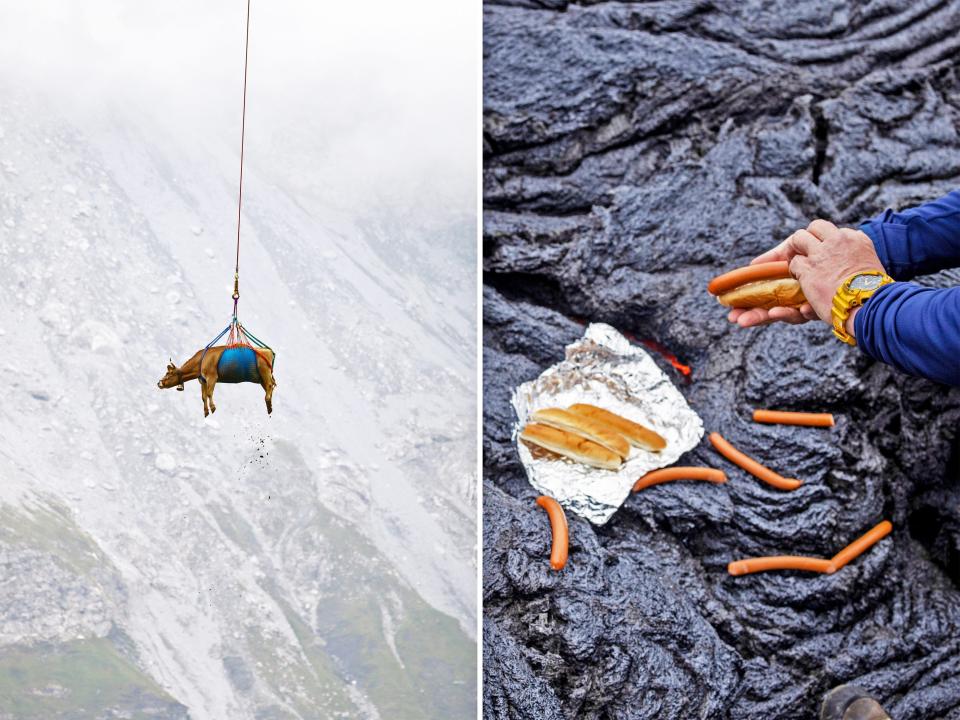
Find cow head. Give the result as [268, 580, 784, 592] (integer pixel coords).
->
[158, 359, 185, 391]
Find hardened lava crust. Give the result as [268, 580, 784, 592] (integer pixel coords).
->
[483, 2, 960, 718]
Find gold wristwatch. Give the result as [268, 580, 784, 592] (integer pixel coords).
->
[831, 270, 894, 345]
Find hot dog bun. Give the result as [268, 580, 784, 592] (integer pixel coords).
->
[707, 261, 792, 295]
[716, 277, 806, 309]
[707, 261, 807, 309]
[531, 408, 630, 459]
[567, 404, 666, 452]
[520, 423, 622, 470]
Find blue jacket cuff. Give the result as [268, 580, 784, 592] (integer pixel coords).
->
[860, 216, 911, 280]
[853, 282, 896, 358]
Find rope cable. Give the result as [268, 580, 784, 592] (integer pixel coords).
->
[191, 1, 276, 387]
[233, 0, 251, 304]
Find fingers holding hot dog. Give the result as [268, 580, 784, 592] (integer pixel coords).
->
[784, 226, 886, 322]
[708, 262, 808, 313]
[784, 228, 822, 259]
[719, 219, 887, 329]
[748, 240, 791, 266]
[748, 224, 826, 266]
[727, 304, 817, 328]
[806, 218, 843, 243]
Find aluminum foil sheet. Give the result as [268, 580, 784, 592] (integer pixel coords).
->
[511, 323, 704, 525]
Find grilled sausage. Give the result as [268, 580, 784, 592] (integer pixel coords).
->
[632, 466, 727, 492]
[536, 496, 569, 571]
[708, 432, 801, 491]
[753, 409, 835, 427]
[830, 520, 893, 571]
[727, 556, 836, 576]
[707, 261, 806, 309]
[707, 261, 793, 295]
[728, 520, 893, 577]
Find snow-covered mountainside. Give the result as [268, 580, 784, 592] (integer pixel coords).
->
[0, 73, 475, 719]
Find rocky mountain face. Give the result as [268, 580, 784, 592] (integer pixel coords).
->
[0, 83, 476, 718]
[483, 2, 960, 718]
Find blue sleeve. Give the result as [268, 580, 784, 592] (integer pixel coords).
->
[860, 189, 960, 280]
[854, 283, 960, 386]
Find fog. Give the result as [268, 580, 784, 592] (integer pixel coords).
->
[0, 3, 478, 716]
[0, 0, 477, 215]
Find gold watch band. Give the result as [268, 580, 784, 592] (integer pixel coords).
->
[831, 271, 894, 346]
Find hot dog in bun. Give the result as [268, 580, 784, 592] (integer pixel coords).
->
[707, 261, 806, 309]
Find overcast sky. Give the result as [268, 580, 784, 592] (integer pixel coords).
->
[0, 0, 478, 216]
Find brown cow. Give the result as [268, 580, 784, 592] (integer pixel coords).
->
[157, 346, 276, 416]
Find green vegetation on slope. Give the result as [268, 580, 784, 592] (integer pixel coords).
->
[304, 504, 476, 720]
[212, 440, 476, 719]
[0, 638, 187, 719]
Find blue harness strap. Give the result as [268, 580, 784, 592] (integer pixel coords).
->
[197, 318, 274, 385]
[198, 324, 231, 385]
[217, 346, 262, 384]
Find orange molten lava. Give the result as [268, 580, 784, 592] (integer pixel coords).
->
[565, 317, 692, 378]
[639, 339, 692, 377]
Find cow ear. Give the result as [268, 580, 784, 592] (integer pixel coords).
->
[167, 362, 176, 371]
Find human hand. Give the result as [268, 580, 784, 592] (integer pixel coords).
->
[727, 303, 818, 328]
[728, 220, 886, 330]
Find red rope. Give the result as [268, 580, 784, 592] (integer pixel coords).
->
[234, 0, 251, 293]
[222, 324, 273, 369]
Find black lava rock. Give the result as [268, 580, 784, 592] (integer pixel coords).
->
[484, 2, 960, 718]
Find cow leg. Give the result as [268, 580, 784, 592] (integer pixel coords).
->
[257, 358, 275, 415]
[200, 357, 219, 416]
[261, 376, 274, 415]
[207, 378, 217, 414]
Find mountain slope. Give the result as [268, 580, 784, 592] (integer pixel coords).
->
[0, 83, 475, 719]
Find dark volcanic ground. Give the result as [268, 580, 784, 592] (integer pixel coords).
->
[483, 2, 960, 718]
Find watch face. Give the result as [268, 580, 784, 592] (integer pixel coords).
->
[850, 274, 883, 290]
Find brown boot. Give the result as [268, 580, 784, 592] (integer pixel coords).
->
[820, 685, 892, 720]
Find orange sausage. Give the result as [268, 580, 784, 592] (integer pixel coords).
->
[707, 261, 792, 296]
[535, 496, 569, 571]
[727, 556, 836, 576]
[830, 520, 893, 571]
[708, 432, 801, 491]
[753, 409, 835, 427]
[632, 466, 727, 492]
